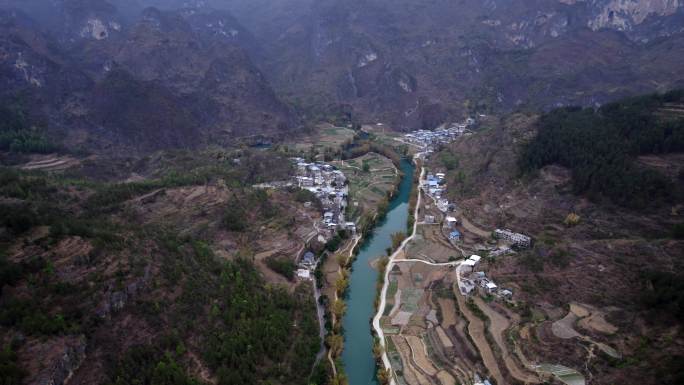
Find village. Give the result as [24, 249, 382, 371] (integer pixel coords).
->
[256, 130, 541, 385]
[290, 157, 356, 280]
[417, 160, 532, 304]
[399, 118, 475, 153]
[375, 148, 540, 385]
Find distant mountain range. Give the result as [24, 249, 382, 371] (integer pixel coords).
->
[221, 0, 684, 130]
[0, 0, 298, 152]
[1, 0, 684, 150]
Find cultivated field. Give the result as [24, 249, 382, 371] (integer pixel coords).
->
[285, 123, 356, 153]
[333, 152, 398, 220]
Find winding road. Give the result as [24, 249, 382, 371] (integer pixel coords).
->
[371, 154, 429, 385]
[392, 259, 462, 266]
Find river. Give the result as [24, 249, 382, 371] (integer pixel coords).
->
[341, 158, 415, 385]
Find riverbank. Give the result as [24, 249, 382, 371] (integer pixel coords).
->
[320, 154, 403, 384]
[371, 155, 425, 385]
[339, 158, 416, 385]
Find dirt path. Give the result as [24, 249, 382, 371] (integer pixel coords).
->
[373, 160, 425, 385]
[474, 298, 541, 384]
[189, 351, 216, 384]
[393, 259, 461, 266]
[393, 138, 427, 151]
[552, 308, 621, 359]
[253, 250, 294, 289]
[454, 289, 506, 385]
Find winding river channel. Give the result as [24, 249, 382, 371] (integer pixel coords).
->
[341, 158, 415, 385]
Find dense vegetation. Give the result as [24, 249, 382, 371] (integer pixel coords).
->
[0, 103, 57, 154]
[265, 256, 296, 280]
[107, 336, 201, 385]
[520, 90, 684, 208]
[337, 132, 403, 168]
[0, 148, 322, 385]
[641, 271, 684, 319]
[0, 344, 25, 385]
[203, 260, 319, 384]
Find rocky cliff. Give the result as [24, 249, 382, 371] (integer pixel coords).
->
[0, 1, 299, 153]
[220, 0, 684, 130]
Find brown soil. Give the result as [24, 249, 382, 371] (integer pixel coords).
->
[474, 297, 541, 384]
[578, 312, 618, 335]
[393, 336, 432, 385]
[405, 335, 439, 377]
[437, 298, 457, 328]
[454, 289, 506, 385]
[435, 326, 454, 349]
[436, 370, 457, 385]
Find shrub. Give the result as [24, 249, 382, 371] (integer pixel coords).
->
[107, 343, 200, 385]
[0, 297, 67, 336]
[0, 104, 58, 154]
[673, 223, 684, 239]
[0, 256, 23, 288]
[439, 152, 459, 170]
[362, 161, 371, 172]
[0, 345, 26, 385]
[265, 256, 296, 280]
[0, 204, 37, 235]
[294, 189, 318, 204]
[564, 213, 581, 227]
[223, 201, 247, 232]
[325, 234, 343, 252]
[390, 232, 406, 251]
[466, 298, 487, 321]
[641, 271, 684, 318]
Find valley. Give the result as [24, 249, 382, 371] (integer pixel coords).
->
[1, 1, 683, 385]
[1, 97, 683, 385]
[364, 94, 684, 385]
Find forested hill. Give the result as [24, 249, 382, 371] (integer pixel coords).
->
[520, 90, 684, 209]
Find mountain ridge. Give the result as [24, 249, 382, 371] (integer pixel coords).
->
[0, 1, 299, 153]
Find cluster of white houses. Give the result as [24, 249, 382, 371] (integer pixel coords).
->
[296, 251, 317, 280]
[494, 228, 532, 249]
[292, 158, 356, 236]
[402, 119, 474, 151]
[459, 255, 513, 300]
[424, 172, 457, 213]
[292, 158, 356, 280]
[424, 172, 447, 199]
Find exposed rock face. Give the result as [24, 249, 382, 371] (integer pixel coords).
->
[220, 0, 684, 129]
[0, 2, 298, 152]
[1, 0, 683, 137]
[96, 265, 152, 319]
[582, 0, 682, 30]
[24, 335, 87, 385]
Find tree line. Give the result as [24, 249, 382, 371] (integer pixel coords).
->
[519, 90, 684, 209]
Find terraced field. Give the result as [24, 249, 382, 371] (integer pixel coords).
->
[333, 152, 398, 219]
[285, 123, 356, 153]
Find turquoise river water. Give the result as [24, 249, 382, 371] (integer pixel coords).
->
[341, 158, 415, 385]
